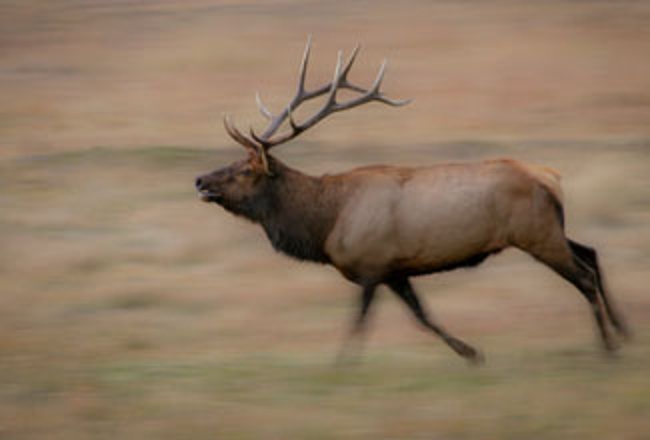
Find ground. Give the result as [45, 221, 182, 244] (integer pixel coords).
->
[1, 1, 649, 439]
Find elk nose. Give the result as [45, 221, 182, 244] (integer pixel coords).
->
[195, 177, 204, 190]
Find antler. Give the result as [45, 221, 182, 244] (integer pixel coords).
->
[225, 37, 410, 167]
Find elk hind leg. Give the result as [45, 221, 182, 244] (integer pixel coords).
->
[568, 239, 630, 339]
[386, 277, 483, 364]
[528, 240, 617, 352]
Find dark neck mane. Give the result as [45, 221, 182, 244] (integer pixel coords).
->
[259, 160, 343, 264]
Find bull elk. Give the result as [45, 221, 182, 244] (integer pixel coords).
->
[195, 38, 629, 363]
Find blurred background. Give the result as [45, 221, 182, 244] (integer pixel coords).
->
[1, 1, 649, 439]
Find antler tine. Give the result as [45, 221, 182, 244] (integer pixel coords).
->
[326, 50, 345, 104]
[338, 44, 364, 92]
[223, 114, 242, 143]
[334, 59, 411, 111]
[255, 92, 273, 120]
[254, 37, 313, 141]
[296, 34, 312, 97]
[377, 94, 412, 107]
[373, 60, 411, 107]
[371, 59, 387, 93]
[370, 59, 411, 106]
[278, 50, 346, 139]
[300, 44, 363, 100]
[224, 114, 259, 151]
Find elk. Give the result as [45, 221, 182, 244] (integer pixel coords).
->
[195, 38, 629, 363]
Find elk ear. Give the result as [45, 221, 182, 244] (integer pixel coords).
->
[256, 147, 274, 176]
[246, 146, 273, 176]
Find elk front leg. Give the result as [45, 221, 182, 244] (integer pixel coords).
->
[336, 283, 377, 365]
[386, 277, 484, 364]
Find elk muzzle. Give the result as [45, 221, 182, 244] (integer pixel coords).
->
[195, 175, 222, 203]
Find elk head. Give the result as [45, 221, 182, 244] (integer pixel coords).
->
[195, 37, 409, 220]
[194, 117, 275, 220]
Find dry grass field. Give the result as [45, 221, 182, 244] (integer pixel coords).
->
[1, 1, 649, 439]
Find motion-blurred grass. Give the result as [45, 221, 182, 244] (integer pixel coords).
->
[1, 1, 649, 439]
[2, 143, 649, 439]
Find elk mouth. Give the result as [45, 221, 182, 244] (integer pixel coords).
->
[197, 189, 222, 203]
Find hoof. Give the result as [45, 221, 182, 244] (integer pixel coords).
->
[467, 349, 486, 366]
[448, 338, 485, 366]
[602, 337, 622, 356]
[615, 321, 633, 342]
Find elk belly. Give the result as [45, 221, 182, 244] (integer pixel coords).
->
[392, 175, 506, 272]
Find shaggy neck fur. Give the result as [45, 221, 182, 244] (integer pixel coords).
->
[257, 159, 344, 264]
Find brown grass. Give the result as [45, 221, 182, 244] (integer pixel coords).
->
[1, 1, 649, 439]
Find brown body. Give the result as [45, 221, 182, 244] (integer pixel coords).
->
[195, 39, 629, 362]
[322, 159, 562, 284]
